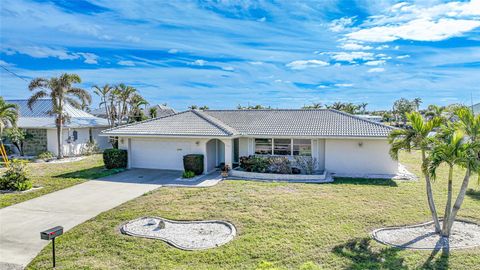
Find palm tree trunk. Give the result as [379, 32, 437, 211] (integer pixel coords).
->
[446, 168, 471, 236]
[57, 121, 63, 159]
[441, 165, 454, 237]
[422, 150, 441, 233]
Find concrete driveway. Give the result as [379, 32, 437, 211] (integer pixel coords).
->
[0, 169, 221, 269]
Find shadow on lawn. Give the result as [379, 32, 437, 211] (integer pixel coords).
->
[333, 238, 449, 270]
[333, 177, 398, 187]
[54, 166, 125, 179]
[466, 188, 480, 201]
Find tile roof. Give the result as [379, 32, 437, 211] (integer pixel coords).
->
[7, 99, 109, 128]
[102, 110, 232, 137]
[102, 109, 394, 138]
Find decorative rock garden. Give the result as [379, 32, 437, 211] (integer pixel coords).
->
[121, 217, 236, 250]
[372, 220, 480, 250]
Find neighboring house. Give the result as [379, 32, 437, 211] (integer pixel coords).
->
[473, 102, 480, 115]
[102, 109, 398, 177]
[356, 114, 383, 122]
[7, 99, 110, 156]
[146, 104, 176, 118]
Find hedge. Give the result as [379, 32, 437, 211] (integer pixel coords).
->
[183, 154, 204, 175]
[103, 148, 128, 169]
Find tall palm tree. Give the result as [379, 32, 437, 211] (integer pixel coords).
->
[439, 108, 480, 236]
[128, 93, 149, 122]
[28, 73, 91, 159]
[115, 83, 136, 125]
[389, 112, 442, 232]
[149, 107, 158, 118]
[428, 129, 466, 236]
[93, 84, 114, 127]
[0, 97, 18, 136]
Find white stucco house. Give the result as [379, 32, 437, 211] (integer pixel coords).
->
[102, 109, 399, 177]
[7, 99, 110, 156]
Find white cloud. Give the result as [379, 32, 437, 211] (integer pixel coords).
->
[168, 49, 178, 54]
[76, 52, 98, 64]
[0, 60, 14, 67]
[5, 46, 79, 60]
[340, 43, 373, 50]
[190, 59, 207, 66]
[330, 52, 374, 62]
[286, 59, 329, 70]
[396, 54, 410, 59]
[364, 60, 385, 66]
[334, 83, 354, 87]
[222, 66, 235, 71]
[118, 60, 135, 66]
[367, 67, 385, 73]
[249, 61, 264, 65]
[345, 0, 480, 43]
[348, 18, 480, 42]
[329, 17, 355, 32]
[126, 35, 140, 42]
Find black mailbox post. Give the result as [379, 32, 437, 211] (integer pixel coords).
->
[40, 226, 63, 268]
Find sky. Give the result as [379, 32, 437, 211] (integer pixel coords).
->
[0, 0, 479, 111]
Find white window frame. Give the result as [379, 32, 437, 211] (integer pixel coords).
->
[254, 138, 312, 156]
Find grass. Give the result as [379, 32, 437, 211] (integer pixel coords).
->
[0, 154, 123, 208]
[28, 151, 480, 269]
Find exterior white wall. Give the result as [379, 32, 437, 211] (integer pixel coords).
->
[324, 138, 398, 175]
[92, 128, 110, 149]
[47, 128, 94, 156]
[312, 139, 325, 171]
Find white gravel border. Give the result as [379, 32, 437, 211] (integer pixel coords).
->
[372, 219, 480, 250]
[120, 216, 236, 250]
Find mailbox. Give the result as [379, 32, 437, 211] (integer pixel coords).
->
[40, 226, 63, 240]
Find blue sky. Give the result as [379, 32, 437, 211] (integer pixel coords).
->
[1, 0, 479, 111]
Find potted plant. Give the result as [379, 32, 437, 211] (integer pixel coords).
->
[221, 164, 230, 178]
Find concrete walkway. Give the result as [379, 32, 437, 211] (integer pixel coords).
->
[0, 169, 222, 269]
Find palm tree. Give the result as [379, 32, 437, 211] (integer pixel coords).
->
[149, 107, 158, 118]
[93, 84, 114, 127]
[428, 128, 466, 236]
[128, 93, 149, 122]
[28, 73, 91, 159]
[438, 108, 480, 236]
[425, 105, 445, 121]
[0, 97, 18, 136]
[388, 112, 442, 232]
[189, 105, 198, 110]
[115, 83, 137, 125]
[413, 97, 422, 111]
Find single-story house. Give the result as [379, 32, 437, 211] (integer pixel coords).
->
[102, 109, 399, 177]
[7, 99, 110, 156]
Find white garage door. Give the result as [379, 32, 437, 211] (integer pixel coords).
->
[130, 139, 190, 170]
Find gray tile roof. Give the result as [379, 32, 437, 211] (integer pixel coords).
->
[102, 110, 232, 137]
[473, 103, 480, 115]
[204, 109, 393, 137]
[8, 99, 109, 128]
[102, 109, 393, 137]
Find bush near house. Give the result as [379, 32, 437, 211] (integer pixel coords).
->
[183, 154, 204, 175]
[37, 151, 55, 160]
[0, 159, 32, 191]
[103, 149, 128, 169]
[182, 170, 196, 178]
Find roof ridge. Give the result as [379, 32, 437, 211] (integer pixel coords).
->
[192, 110, 238, 135]
[205, 109, 329, 112]
[101, 110, 190, 134]
[328, 109, 394, 130]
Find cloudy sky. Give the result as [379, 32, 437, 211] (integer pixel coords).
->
[1, 0, 479, 111]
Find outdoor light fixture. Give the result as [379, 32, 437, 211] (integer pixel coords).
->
[40, 226, 63, 268]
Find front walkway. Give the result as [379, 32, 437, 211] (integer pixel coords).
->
[0, 170, 222, 269]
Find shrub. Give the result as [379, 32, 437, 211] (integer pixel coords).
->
[0, 159, 32, 191]
[81, 141, 101, 156]
[268, 156, 292, 174]
[37, 151, 55, 160]
[182, 170, 196, 178]
[240, 155, 269, 173]
[294, 156, 319, 174]
[3, 144, 13, 155]
[103, 148, 128, 169]
[183, 154, 204, 175]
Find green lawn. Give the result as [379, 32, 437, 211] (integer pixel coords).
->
[0, 154, 123, 208]
[28, 151, 480, 269]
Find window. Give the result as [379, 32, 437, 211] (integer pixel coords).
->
[73, 130, 78, 141]
[273, 139, 291, 155]
[293, 139, 312, 156]
[255, 138, 272, 154]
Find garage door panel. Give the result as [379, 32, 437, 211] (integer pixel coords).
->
[130, 139, 190, 170]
